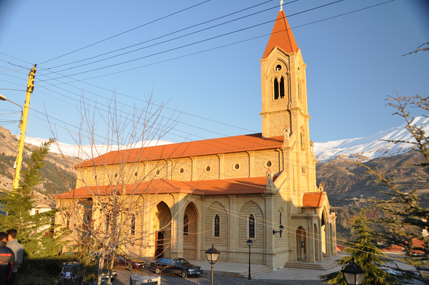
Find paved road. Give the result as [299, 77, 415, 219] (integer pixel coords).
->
[113, 268, 324, 285]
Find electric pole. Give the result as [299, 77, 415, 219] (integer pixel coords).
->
[12, 64, 37, 191]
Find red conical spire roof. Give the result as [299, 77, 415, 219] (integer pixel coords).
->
[262, 10, 299, 58]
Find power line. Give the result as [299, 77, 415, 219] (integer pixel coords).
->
[1, 1, 397, 152]
[2, 61, 259, 135]
[38, 1, 211, 65]
[32, 66, 398, 163]
[36, 0, 395, 87]
[39, 1, 344, 81]
[45, 0, 279, 70]
[2, 1, 395, 139]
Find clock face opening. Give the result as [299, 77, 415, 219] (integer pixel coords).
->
[276, 65, 282, 71]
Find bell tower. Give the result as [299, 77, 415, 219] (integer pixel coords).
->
[260, 8, 309, 139]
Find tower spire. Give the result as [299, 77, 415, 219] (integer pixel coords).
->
[262, 10, 299, 58]
[280, 0, 283, 11]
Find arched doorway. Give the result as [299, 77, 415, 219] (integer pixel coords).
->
[183, 202, 198, 260]
[296, 226, 306, 260]
[155, 202, 171, 258]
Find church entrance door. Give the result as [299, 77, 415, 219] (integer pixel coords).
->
[155, 231, 165, 258]
[296, 226, 306, 260]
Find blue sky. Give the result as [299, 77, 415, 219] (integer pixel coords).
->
[0, 0, 428, 146]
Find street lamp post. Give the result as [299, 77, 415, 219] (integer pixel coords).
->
[206, 244, 220, 285]
[341, 260, 366, 285]
[246, 239, 253, 280]
[0, 94, 23, 113]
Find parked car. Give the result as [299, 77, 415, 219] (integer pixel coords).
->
[104, 255, 144, 270]
[149, 257, 203, 278]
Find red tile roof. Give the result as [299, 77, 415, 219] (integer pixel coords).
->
[383, 239, 424, 254]
[53, 177, 269, 199]
[383, 244, 403, 254]
[262, 10, 299, 58]
[75, 133, 283, 168]
[336, 244, 345, 252]
[302, 192, 325, 208]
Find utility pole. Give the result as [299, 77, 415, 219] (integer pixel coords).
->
[12, 64, 37, 191]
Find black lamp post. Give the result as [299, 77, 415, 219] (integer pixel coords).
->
[206, 244, 220, 285]
[246, 239, 253, 280]
[341, 261, 366, 285]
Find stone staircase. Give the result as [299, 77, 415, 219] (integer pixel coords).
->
[239, 266, 273, 278]
[284, 258, 338, 271]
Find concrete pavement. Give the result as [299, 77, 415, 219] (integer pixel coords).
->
[188, 255, 343, 280]
[188, 253, 417, 281]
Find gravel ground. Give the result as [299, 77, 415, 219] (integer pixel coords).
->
[112, 269, 324, 285]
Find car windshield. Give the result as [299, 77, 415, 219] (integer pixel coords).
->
[176, 258, 189, 265]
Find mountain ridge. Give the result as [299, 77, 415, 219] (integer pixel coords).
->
[314, 116, 428, 162]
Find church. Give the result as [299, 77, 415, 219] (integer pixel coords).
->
[54, 6, 336, 270]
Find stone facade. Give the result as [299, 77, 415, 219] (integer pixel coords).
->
[54, 9, 336, 270]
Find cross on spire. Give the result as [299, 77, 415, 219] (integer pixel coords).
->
[280, 0, 284, 11]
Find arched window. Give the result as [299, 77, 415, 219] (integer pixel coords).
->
[131, 214, 136, 236]
[214, 214, 220, 237]
[249, 214, 255, 238]
[274, 78, 279, 100]
[280, 77, 285, 98]
[184, 215, 189, 236]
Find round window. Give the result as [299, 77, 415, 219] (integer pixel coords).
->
[156, 170, 160, 175]
[134, 172, 138, 177]
[114, 173, 118, 178]
[206, 166, 211, 172]
[266, 161, 272, 167]
[234, 163, 240, 170]
[179, 168, 184, 174]
[94, 175, 97, 179]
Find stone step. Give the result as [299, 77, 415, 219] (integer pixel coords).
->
[239, 266, 272, 278]
[284, 259, 338, 271]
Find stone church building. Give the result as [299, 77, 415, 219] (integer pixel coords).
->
[55, 8, 336, 270]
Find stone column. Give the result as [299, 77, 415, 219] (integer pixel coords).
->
[307, 216, 316, 262]
[265, 194, 275, 268]
[325, 222, 331, 258]
[198, 198, 205, 260]
[228, 195, 238, 262]
[170, 193, 185, 258]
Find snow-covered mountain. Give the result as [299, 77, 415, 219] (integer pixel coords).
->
[314, 116, 429, 162]
[20, 137, 172, 160]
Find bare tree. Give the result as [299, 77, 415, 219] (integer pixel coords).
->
[53, 92, 178, 285]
